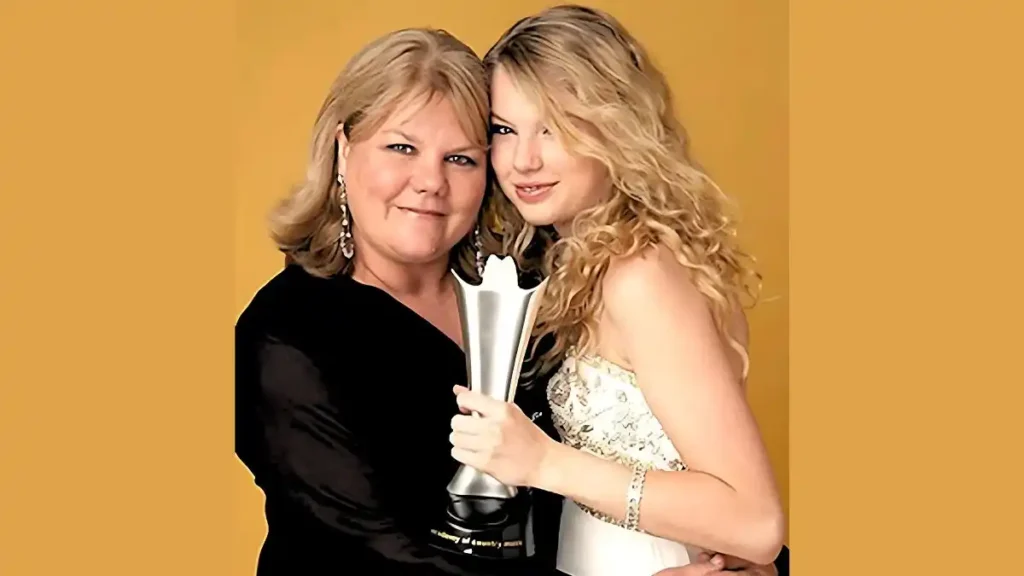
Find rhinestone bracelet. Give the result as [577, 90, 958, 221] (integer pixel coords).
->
[624, 463, 648, 531]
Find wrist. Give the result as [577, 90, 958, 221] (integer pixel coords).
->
[530, 437, 566, 493]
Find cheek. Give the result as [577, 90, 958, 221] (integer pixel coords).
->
[348, 151, 407, 204]
[490, 141, 515, 179]
[448, 169, 487, 215]
[559, 157, 608, 209]
[578, 160, 608, 195]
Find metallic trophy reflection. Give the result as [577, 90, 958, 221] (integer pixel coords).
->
[428, 254, 548, 560]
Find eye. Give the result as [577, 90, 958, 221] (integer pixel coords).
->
[446, 155, 478, 167]
[387, 143, 415, 154]
[490, 123, 514, 136]
[541, 127, 553, 136]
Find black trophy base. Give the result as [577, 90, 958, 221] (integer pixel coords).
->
[427, 492, 535, 560]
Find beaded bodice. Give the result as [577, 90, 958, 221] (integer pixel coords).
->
[545, 348, 686, 527]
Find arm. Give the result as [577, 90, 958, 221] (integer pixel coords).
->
[235, 329, 460, 573]
[536, 248, 784, 564]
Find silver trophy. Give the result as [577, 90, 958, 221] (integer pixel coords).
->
[429, 254, 548, 559]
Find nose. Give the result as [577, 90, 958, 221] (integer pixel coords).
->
[513, 135, 542, 173]
[410, 155, 446, 195]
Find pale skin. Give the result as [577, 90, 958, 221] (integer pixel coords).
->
[333, 89, 762, 574]
[450, 253, 784, 564]
[654, 551, 777, 576]
[336, 92, 487, 346]
[448, 65, 785, 569]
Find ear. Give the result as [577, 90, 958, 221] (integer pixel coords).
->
[336, 123, 351, 178]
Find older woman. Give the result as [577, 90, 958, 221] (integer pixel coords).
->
[235, 24, 777, 576]
[233, 27, 533, 576]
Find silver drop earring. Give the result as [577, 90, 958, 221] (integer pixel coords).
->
[473, 223, 484, 277]
[337, 173, 354, 259]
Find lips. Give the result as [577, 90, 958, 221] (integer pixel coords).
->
[513, 181, 557, 204]
[399, 206, 446, 217]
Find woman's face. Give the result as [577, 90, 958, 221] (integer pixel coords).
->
[338, 94, 487, 269]
[489, 65, 611, 231]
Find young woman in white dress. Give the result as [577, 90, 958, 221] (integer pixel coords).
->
[447, 5, 785, 576]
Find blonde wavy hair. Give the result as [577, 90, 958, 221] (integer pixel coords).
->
[269, 28, 499, 280]
[482, 5, 762, 379]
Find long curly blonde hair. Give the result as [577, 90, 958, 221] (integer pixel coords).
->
[482, 5, 762, 379]
[269, 28, 500, 281]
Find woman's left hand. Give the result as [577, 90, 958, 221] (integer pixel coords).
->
[449, 385, 557, 488]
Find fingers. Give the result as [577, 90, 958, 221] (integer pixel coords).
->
[450, 414, 488, 434]
[652, 552, 726, 576]
[450, 414, 497, 457]
[450, 446, 484, 469]
[453, 386, 506, 417]
[715, 554, 751, 570]
[651, 560, 722, 576]
[449, 430, 491, 452]
[453, 385, 472, 414]
[694, 551, 728, 571]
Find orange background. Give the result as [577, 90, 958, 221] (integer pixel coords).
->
[235, 1, 789, 565]
[2, 0, 1021, 575]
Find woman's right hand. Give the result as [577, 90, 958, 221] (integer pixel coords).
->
[652, 551, 779, 575]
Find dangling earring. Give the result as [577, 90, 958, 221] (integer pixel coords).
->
[473, 223, 485, 277]
[337, 174, 354, 259]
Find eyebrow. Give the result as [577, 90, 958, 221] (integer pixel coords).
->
[383, 128, 420, 142]
[452, 144, 486, 154]
[383, 128, 483, 154]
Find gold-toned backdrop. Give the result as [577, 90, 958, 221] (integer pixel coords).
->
[234, 0, 789, 568]
[5, 0, 1021, 574]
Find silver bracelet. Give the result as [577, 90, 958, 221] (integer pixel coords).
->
[624, 463, 648, 531]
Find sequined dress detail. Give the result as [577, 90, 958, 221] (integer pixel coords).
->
[545, 348, 702, 575]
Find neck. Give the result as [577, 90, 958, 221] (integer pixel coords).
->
[350, 248, 451, 299]
[552, 219, 573, 238]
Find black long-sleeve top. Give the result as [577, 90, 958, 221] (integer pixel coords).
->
[234, 264, 563, 576]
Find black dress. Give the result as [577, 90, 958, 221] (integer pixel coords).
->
[235, 264, 563, 575]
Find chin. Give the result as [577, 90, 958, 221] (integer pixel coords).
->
[513, 203, 561, 228]
[392, 245, 448, 265]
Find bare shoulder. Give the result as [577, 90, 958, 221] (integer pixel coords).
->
[603, 245, 749, 336]
[602, 245, 750, 384]
[601, 244, 707, 323]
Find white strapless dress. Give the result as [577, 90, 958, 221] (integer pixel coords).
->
[546, 350, 704, 576]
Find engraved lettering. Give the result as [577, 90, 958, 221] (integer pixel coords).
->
[429, 529, 461, 543]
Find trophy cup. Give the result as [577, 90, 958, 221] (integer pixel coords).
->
[428, 254, 548, 560]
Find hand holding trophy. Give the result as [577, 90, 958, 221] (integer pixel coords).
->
[428, 254, 548, 560]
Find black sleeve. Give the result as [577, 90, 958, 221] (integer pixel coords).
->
[773, 544, 789, 575]
[234, 329, 466, 574]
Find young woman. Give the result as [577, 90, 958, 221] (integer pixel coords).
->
[448, 6, 785, 575]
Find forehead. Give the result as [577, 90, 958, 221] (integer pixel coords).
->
[375, 93, 477, 146]
[490, 67, 543, 121]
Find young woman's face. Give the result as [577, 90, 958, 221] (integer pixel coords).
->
[489, 66, 611, 231]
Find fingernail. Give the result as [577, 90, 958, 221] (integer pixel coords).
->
[711, 555, 725, 568]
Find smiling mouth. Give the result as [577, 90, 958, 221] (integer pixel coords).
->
[515, 183, 557, 194]
[513, 182, 558, 203]
[399, 207, 446, 217]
